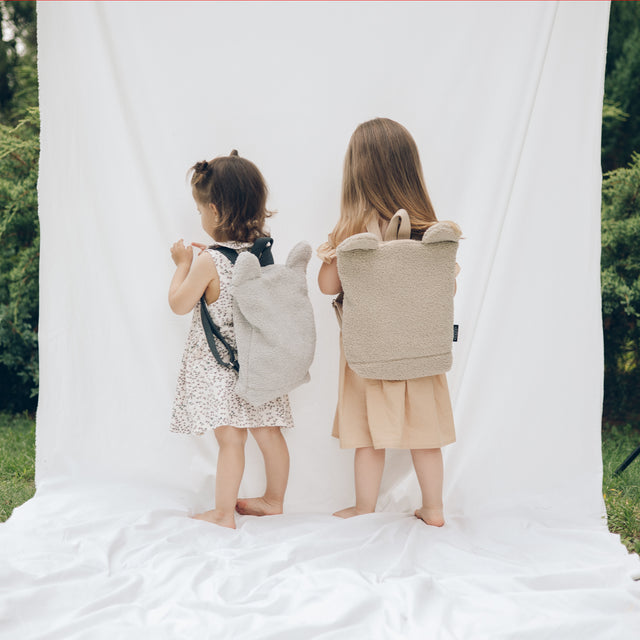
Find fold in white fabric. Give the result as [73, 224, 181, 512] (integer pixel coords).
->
[2, 1, 638, 637]
[1, 483, 638, 639]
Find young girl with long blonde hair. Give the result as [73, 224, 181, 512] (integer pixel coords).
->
[318, 118, 459, 526]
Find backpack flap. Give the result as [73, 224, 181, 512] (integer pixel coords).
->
[231, 241, 316, 406]
[337, 221, 461, 380]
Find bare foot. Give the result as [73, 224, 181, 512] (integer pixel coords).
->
[235, 497, 283, 516]
[414, 507, 445, 527]
[333, 506, 374, 518]
[191, 509, 236, 529]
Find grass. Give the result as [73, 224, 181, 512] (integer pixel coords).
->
[0, 413, 639, 556]
[602, 423, 640, 555]
[0, 412, 36, 522]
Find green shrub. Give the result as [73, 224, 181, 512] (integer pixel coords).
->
[0, 107, 39, 412]
[601, 153, 640, 421]
[602, 2, 640, 172]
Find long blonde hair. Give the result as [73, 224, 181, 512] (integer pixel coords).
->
[329, 118, 439, 247]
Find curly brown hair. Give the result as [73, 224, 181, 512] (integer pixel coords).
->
[190, 151, 273, 243]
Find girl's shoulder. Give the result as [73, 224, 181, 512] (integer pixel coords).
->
[204, 242, 252, 264]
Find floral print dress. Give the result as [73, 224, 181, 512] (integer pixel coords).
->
[170, 242, 294, 435]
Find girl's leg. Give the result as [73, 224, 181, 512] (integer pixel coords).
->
[411, 447, 445, 527]
[236, 427, 290, 516]
[193, 425, 247, 529]
[334, 446, 385, 518]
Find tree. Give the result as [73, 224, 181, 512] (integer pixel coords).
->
[600, 4, 640, 422]
[0, 108, 39, 412]
[601, 154, 640, 420]
[602, 2, 640, 172]
[0, 2, 37, 123]
[0, 1, 38, 412]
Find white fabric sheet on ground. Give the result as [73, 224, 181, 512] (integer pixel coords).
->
[1, 1, 639, 638]
[1, 484, 638, 639]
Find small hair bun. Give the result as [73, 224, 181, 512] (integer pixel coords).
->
[230, 149, 239, 157]
[194, 160, 209, 173]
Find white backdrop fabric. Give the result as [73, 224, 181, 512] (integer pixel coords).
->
[1, 1, 639, 638]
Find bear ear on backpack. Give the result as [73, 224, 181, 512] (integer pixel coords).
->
[233, 251, 262, 285]
[422, 221, 462, 245]
[337, 234, 380, 253]
[285, 241, 312, 274]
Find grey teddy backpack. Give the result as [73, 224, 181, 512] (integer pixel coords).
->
[200, 238, 316, 406]
[336, 209, 461, 381]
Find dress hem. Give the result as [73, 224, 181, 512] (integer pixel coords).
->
[334, 434, 456, 450]
[171, 422, 294, 436]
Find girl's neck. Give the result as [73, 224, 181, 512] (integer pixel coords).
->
[214, 236, 249, 244]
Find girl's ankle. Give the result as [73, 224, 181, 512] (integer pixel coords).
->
[354, 505, 376, 515]
[262, 495, 284, 509]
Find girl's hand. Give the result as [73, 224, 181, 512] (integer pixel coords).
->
[171, 239, 193, 266]
[191, 242, 208, 256]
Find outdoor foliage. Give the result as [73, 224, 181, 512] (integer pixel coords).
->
[0, 107, 39, 411]
[0, 1, 36, 126]
[601, 3, 640, 423]
[601, 154, 640, 420]
[602, 1, 640, 172]
[0, 1, 38, 412]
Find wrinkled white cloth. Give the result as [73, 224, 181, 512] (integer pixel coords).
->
[1, 483, 638, 639]
[3, 1, 637, 638]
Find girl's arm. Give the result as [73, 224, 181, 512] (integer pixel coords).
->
[169, 240, 220, 315]
[318, 257, 342, 295]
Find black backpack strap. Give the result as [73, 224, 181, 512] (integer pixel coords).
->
[250, 237, 274, 266]
[200, 294, 239, 372]
[199, 245, 240, 372]
[207, 237, 274, 266]
[198, 238, 274, 372]
[211, 245, 239, 265]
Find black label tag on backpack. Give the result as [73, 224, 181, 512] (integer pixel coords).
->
[453, 324, 459, 342]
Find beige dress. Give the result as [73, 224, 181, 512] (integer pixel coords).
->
[318, 241, 457, 450]
[332, 339, 456, 449]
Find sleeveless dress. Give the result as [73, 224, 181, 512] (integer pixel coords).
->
[170, 242, 294, 435]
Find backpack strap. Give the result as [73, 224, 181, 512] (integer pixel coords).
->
[248, 236, 274, 266]
[383, 209, 411, 241]
[365, 210, 412, 241]
[207, 237, 274, 266]
[200, 294, 240, 372]
[198, 237, 275, 372]
[211, 245, 240, 265]
[199, 245, 241, 372]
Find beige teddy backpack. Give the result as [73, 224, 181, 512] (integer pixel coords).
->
[336, 209, 461, 380]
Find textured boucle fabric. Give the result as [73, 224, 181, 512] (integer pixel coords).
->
[336, 222, 461, 380]
[231, 241, 316, 406]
